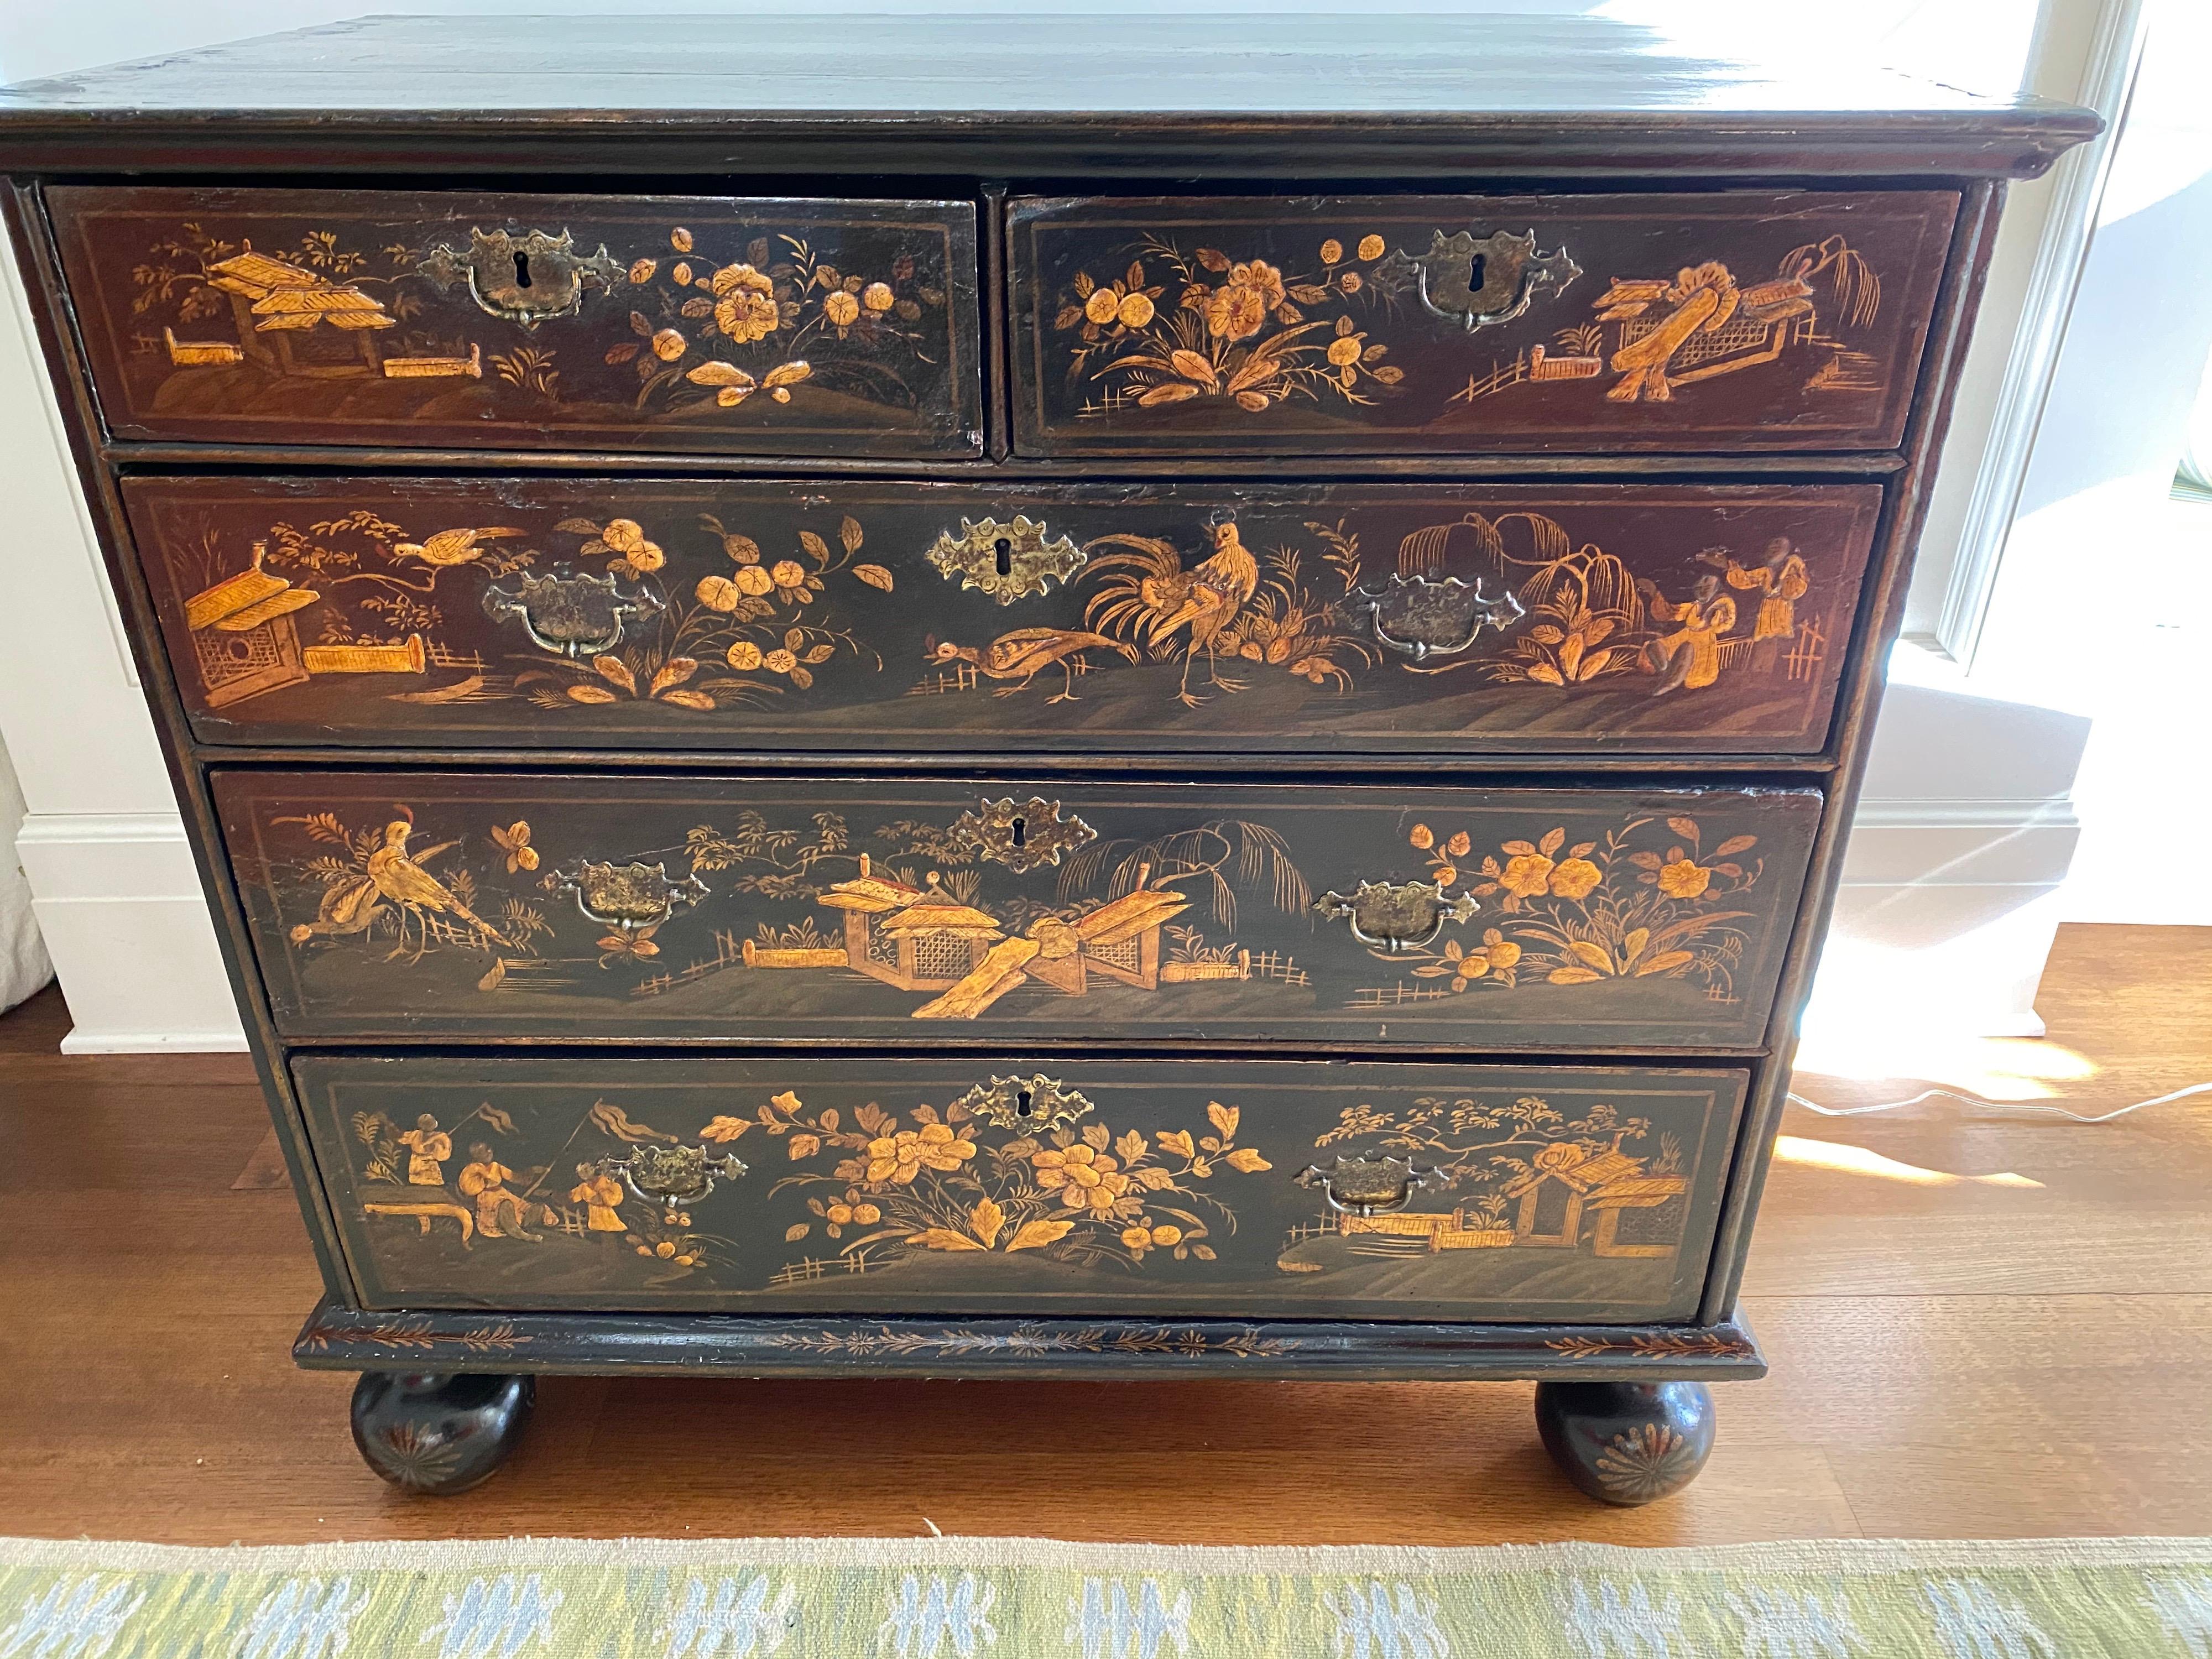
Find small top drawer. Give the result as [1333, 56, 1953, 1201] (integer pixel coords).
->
[1009, 189, 1957, 457]
[46, 185, 980, 457]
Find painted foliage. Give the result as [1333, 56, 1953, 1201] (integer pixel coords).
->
[51, 187, 980, 454]
[1013, 190, 1957, 452]
[220, 776, 1820, 1050]
[131, 479, 1879, 755]
[295, 1058, 1745, 1322]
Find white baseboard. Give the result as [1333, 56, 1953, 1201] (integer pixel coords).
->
[14, 811, 248, 1053]
[1811, 793, 2081, 1040]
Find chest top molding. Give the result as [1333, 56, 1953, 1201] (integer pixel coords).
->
[0, 14, 2098, 179]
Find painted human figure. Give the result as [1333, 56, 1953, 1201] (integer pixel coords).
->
[1721, 537, 1809, 672]
[1636, 574, 1737, 694]
[397, 1113, 451, 1186]
[570, 1162, 626, 1234]
[459, 1143, 535, 1240]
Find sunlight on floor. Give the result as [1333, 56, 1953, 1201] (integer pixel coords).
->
[1792, 1026, 2099, 1102]
[1773, 1135, 2044, 1189]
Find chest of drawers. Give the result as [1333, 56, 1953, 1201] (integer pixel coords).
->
[0, 14, 2095, 1504]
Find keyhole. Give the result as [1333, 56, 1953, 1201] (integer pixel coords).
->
[1010, 816, 1027, 849]
[513, 251, 534, 290]
[1016, 1088, 1034, 1119]
[994, 537, 1013, 577]
[1467, 253, 1485, 292]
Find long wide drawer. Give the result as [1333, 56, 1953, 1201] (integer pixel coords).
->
[293, 1052, 1747, 1322]
[128, 475, 1880, 757]
[1010, 190, 1957, 456]
[216, 771, 1819, 1049]
[47, 186, 981, 456]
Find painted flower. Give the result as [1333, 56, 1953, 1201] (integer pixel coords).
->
[695, 575, 742, 613]
[1121, 1225, 1152, 1250]
[1149, 1223, 1182, 1246]
[726, 640, 764, 671]
[1658, 858, 1712, 899]
[1486, 940, 1521, 972]
[1550, 858, 1603, 901]
[712, 264, 780, 343]
[853, 1202, 881, 1224]
[1319, 238, 1344, 264]
[1032, 1142, 1131, 1212]
[652, 327, 687, 362]
[602, 518, 647, 556]
[733, 564, 775, 597]
[864, 1123, 976, 1185]
[1117, 291, 1155, 328]
[1338, 271, 1364, 295]
[1500, 853, 1555, 899]
[1084, 287, 1121, 326]
[823, 290, 860, 326]
[770, 559, 810, 594]
[1206, 259, 1285, 342]
[862, 281, 895, 313]
[764, 648, 798, 674]
[1327, 335, 1362, 368]
[1357, 234, 1386, 261]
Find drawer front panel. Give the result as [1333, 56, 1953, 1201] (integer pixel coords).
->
[217, 771, 1819, 1049]
[48, 186, 980, 456]
[1010, 190, 1957, 456]
[293, 1052, 1746, 1323]
[128, 476, 1879, 758]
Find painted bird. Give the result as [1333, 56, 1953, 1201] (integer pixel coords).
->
[1082, 518, 1260, 705]
[929, 628, 1138, 703]
[366, 816, 507, 953]
[391, 526, 526, 567]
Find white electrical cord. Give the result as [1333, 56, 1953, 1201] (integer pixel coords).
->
[1785, 1080, 2212, 1124]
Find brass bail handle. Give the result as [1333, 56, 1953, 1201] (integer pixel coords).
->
[1297, 1157, 1443, 1218]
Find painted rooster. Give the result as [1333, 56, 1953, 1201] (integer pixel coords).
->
[928, 628, 1138, 703]
[1082, 518, 1260, 705]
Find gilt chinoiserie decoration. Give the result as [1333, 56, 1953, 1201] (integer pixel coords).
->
[48, 186, 982, 456]
[213, 772, 1819, 1050]
[0, 3, 2100, 1503]
[293, 1056, 1745, 1324]
[125, 477, 1880, 757]
[1010, 191, 1957, 455]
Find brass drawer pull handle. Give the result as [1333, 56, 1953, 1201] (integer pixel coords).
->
[598, 1144, 747, 1223]
[418, 227, 625, 326]
[1352, 573, 1524, 662]
[1297, 1155, 1443, 1218]
[550, 859, 709, 931]
[1314, 879, 1478, 953]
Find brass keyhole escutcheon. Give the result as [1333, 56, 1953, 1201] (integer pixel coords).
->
[416, 226, 623, 327]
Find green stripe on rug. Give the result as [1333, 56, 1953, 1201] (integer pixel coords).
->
[0, 1535, 2207, 1657]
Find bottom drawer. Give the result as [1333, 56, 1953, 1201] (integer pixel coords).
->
[294, 1055, 1746, 1324]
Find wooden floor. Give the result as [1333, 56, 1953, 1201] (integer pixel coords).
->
[2, 921, 2208, 1545]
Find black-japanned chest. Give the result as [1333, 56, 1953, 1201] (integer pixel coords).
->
[0, 16, 2095, 1408]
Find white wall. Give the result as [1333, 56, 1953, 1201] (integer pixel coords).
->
[0, 0, 2143, 1048]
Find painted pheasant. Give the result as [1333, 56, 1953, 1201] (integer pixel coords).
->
[928, 628, 1138, 703]
[366, 817, 506, 947]
[1082, 518, 1260, 705]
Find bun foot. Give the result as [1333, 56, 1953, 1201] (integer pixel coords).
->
[349, 1371, 534, 1495]
[1535, 1379, 1714, 1505]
